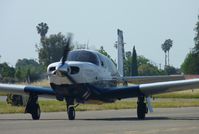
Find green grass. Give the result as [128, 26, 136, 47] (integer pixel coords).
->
[0, 101, 25, 114]
[0, 93, 6, 96]
[0, 99, 199, 114]
[154, 89, 199, 99]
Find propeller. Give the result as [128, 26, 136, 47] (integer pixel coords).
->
[57, 33, 77, 84]
[61, 33, 72, 66]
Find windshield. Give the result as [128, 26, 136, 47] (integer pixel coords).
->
[67, 50, 99, 65]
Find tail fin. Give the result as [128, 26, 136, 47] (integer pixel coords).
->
[117, 29, 125, 77]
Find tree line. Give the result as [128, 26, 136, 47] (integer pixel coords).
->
[0, 59, 44, 83]
[181, 15, 199, 74]
[1, 14, 199, 83]
[124, 47, 179, 76]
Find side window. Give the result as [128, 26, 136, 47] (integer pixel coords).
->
[97, 54, 107, 68]
[105, 58, 118, 75]
[106, 59, 113, 72]
[110, 61, 118, 74]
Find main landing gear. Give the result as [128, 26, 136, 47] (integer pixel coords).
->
[137, 95, 148, 120]
[66, 98, 76, 120]
[25, 94, 41, 120]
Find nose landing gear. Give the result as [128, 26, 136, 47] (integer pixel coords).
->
[66, 97, 76, 120]
[68, 106, 75, 120]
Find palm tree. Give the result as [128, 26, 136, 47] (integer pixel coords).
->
[36, 22, 49, 42]
[161, 42, 168, 67]
[162, 39, 173, 67]
[165, 39, 173, 66]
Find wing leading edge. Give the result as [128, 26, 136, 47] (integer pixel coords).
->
[0, 83, 55, 97]
[123, 75, 185, 84]
[139, 78, 199, 96]
[97, 79, 199, 100]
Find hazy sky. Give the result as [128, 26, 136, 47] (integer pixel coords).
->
[0, 0, 199, 68]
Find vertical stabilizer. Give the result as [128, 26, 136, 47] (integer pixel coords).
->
[117, 29, 124, 77]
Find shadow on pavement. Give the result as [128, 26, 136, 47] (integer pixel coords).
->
[77, 116, 199, 121]
[0, 116, 199, 121]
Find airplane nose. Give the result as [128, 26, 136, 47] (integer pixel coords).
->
[47, 63, 70, 76]
[56, 63, 70, 74]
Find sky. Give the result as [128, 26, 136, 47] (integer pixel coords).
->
[0, 0, 199, 68]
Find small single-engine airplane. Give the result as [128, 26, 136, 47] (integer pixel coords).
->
[0, 35, 199, 120]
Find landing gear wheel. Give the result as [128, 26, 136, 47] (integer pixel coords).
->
[68, 107, 75, 120]
[137, 102, 147, 120]
[31, 104, 41, 120]
[25, 94, 41, 120]
[137, 95, 147, 120]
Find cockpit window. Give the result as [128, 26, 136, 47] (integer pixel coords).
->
[67, 50, 99, 65]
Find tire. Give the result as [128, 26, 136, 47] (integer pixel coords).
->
[137, 103, 146, 120]
[68, 107, 75, 120]
[31, 104, 41, 120]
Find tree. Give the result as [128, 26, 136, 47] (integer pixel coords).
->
[194, 15, 199, 53]
[165, 39, 173, 66]
[164, 65, 178, 75]
[131, 46, 138, 76]
[137, 56, 162, 76]
[161, 42, 167, 67]
[36, 22, 49, 41]
[0, 63, 15, 78]
[181, 15, 199, 74]
[36, 33, 70, 67]
[15, 58, 41, 68]
[98, 46, 111, 59]
[161, 39, 173, 67]
[181, 52, 199, 74]
[15, 67, 23, 80]
[137, 55, 150, 67]
[15, 59, 44, 82]
[124, 52, 165, 76]
[0, 62, 15, 83]
[138, 64, 160, 76]
[124, 51, 131, 76]
[98, 46, 116, 64]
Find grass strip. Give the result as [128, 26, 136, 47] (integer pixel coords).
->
[154, 89, 199, 99]
[0, 99, 199, 114]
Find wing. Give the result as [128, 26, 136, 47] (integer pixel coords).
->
[122, 75, 185, 84]
[139, 78, 199, 96]
[0, 83, 55, 97]
[96, 79, 199, 99]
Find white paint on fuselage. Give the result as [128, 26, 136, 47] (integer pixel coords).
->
[47, 50, 119, 86]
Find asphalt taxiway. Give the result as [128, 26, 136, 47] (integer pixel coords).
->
[0, 107, 199, 134]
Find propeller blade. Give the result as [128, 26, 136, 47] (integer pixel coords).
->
[61, 34, 72, 65]
[58, 33, 77, 84]
[60, 70, 77, 84]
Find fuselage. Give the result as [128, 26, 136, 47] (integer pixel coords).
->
[47, 49, 120, 102]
